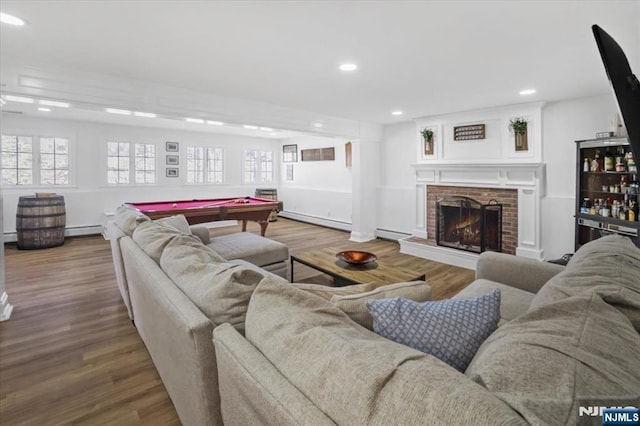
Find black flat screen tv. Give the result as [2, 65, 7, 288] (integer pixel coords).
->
[592, 24, 640, 163]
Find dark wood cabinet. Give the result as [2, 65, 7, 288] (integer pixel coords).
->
[575, 137, 640, 249]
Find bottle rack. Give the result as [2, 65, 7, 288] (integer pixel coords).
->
[575, 137, 640, 249]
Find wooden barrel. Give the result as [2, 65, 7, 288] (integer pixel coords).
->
[16, 195, 66, 250]
[255, 188, 278, 222]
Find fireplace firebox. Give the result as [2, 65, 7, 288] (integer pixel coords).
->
[436, 196, 502, 254]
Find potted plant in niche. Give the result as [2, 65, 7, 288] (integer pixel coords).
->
[421, 128, 434, 155]
[510, 118, 528, 151]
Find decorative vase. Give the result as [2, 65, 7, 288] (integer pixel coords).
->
[424, 137, 434, 155]
[515, 131, 528, 152]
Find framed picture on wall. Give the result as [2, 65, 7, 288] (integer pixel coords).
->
[166, 155, 179, 165]
[283, 144, 298, 162]
[166, 168, 179, 177]
[166, 141, 179, 152]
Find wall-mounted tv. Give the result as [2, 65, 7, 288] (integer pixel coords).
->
[592, 25, 640, 164]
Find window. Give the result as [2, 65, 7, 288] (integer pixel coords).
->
[107, 141, 156, 185]
[186, 146, 224, 183]
[244, 149, 273, 183]
[40, 137, 69, 185]
[1, 134, 71, 186]
[1, 135, 33, 185]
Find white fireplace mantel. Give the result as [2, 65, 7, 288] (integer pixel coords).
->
[400, 162, 546, 269]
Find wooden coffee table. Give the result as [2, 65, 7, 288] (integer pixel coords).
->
[290, 247, 426, 287]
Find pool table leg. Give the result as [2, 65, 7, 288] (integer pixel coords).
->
[241, 219, 268, 236]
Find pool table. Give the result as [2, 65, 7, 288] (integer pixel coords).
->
[125, 196, 283, 236]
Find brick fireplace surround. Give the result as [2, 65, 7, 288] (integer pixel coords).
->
[400, 163, 545, 269]
[427, 185, 518, 255]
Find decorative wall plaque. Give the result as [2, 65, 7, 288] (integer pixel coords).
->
[301, 147, 335, 161]
[453, 124, 485, 141]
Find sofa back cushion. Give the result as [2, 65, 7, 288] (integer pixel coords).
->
[245, 276, 525, 425]
[530, 235, 640, 331]
[160, 235, 266, 333]
[114, 205, 150, 236]
[331, 281, 432, 330]
[154, 214, 192, 234]
[466, 293, 640, 425]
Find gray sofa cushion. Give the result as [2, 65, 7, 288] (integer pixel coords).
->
[331, 281, 432, 330]
[530, 235, 640, 331]
[161, 234, 264, 333]
[245, 276, 526, 425]
[208, 232, 288, 266]
[154, 214, 191, 234]
[454, 279, 535, 324]
[466, 293, 640, 425]
[114, 204, 149, 236]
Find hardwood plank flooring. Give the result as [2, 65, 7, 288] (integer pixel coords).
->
[1, 218, 474, 424]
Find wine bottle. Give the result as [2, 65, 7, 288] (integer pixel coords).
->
[604, 149, 615, 171]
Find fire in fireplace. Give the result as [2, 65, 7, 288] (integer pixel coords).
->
[436, 196, 502, 254]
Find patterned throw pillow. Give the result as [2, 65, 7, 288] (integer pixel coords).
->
[367, 290, 501, 372]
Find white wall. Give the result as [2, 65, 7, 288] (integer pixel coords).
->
[541, 94, 617, 259]
[278, 135, 352, 225]
[1, 115, 280, 235]
[378, 94, 618, 258]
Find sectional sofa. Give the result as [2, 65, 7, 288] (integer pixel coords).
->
[108, 205, 640, 425]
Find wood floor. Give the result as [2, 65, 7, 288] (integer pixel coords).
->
[0, 218, 475, 424]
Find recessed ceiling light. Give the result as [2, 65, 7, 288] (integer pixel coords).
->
[133, 111, 156, 118]
[106, 108, 131, 115]
[339, 63, 357, 72]
[186, 118, 205, 124]
[207, 120, 224, 126]
[0, 98, 6, 106]
[259, 127, 273, 132]
[391, 111, 403, 116]
[38, 107, 51, 112]
[6, 95, 34, 104]
[312, 122, 324, 128]
[519, 89, 536, 96]
[243, 125, 258, 130]
[39, 100, 70, 108]
[0, 12, 26, 26]
[269, 132, 278, 136]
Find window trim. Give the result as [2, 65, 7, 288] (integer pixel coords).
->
[185, 145, 225, 185]
[243, 148, 274, 184]
[105, 140, 158, 186]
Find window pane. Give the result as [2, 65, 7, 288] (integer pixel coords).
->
[187, 159, 195, 170]
[107, 157, 119, 170]
[118, 157, 129, 170]
[18, 153, 33, 169]
[118, 171, 129, 184]
[1, 153, 17, 168]
[56, 154, 69, 169]
[145, 158, 155, 170]
[107, 142, 119, 156]
[41, 170, 55, 184]
[18, 169, 32, 185]
[41, 154, 55, 169]
[1, 135, 17, 152]
[144, 171, 155, 184]
[2, 169, 17, 185]
[145, 144, 155, 156]
[41, 138, 55, 153]
[55, 170, 69, 185]
[134, 144, 145, 156]
[18, 137, 32, 152]
[135, 171, 145, 183]
[55, 138, 68, 154]
[135, 158, 145, 170]
[118, 143, 130, 156]
[107, 170, 118, 184]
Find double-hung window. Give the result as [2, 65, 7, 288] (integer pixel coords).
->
[186, 146, 224, 183]
[1, 134, 70, 186]
[107, 141, 156, 185]
[244, 149, 273, 184]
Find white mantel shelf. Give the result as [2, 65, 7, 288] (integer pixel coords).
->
[401, 162, 547, 269]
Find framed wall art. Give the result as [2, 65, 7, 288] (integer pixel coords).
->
[166, 168, 179, 177]
[166, 141, 179, 152]
[283, 144, 298, 162]
[166, 155, 179, 165]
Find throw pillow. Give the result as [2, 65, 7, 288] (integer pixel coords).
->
[114, 205, 150, 236]
[332, 281, 432, 330]
[367, 289, 501, 372]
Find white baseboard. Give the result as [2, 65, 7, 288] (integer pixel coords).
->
[278, 211, 352, 232]
[515, 246, 545, 260]
[0, 292, 13, 322]
[4, 225, 104, 243]
[399, 237, 477, 270]
[375, 229, 411, 241]
[349, 231, 376, 242]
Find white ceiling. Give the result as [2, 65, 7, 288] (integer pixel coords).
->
[1, 0, 639, 129]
